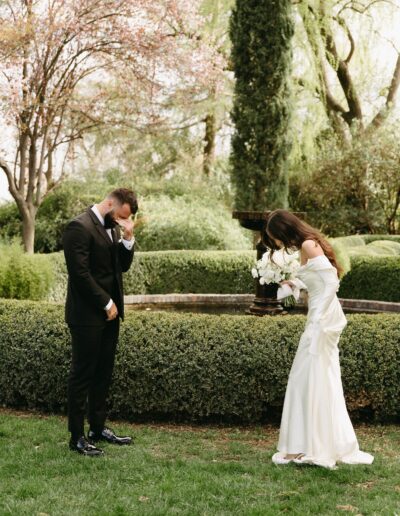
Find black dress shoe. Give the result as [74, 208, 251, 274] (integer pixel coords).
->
[88, 426, 132, 445]
[69, 436, 104, 456]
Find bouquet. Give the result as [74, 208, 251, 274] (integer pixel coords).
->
[251, 248, 306, 307]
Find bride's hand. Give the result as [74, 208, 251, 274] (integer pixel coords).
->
[281, 280, 295, 287]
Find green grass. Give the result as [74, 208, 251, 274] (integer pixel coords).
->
[0, 410, 399, 515]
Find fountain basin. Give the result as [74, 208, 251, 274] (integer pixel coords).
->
[124, 294, 400, 316]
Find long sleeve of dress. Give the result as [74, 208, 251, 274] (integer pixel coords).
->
[308, 268, 341, 356]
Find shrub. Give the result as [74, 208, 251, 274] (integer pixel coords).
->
[366, 240, 400, 255]
[332, 236, 366, 249]
[338, 256, 400, 302]
[0, 243, 54, 300]
[362, 234, 400, 244]
[0, 179, 252, 253]
[134, 194, 252, 251]
[290, 126, 400, 235]
[0, 299, 398, 422]
[0, 203, 22, 241]
[330, 239, 351, 276]
[0, 182, 103, 253]
[33, 184, 100, 253]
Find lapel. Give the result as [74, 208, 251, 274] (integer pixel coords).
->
[87, 207, 113, 247]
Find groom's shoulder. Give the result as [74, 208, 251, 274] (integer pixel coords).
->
[69, 208, 91, 225]
[64, 209, 93, 232]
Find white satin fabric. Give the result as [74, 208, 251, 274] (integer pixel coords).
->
[272, 255, 374, 469]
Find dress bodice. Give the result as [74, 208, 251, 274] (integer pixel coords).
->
[297, 255, 339, 299]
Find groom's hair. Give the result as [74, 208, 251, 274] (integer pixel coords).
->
[108, 188, 138, 215]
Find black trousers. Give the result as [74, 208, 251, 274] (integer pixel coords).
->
[67, 318, 120, 440]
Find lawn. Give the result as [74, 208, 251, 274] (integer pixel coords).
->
[0, 409, 399, 515]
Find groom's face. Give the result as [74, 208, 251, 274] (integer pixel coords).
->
[112, 202, 131, 220]
[108, 201, 132, 224]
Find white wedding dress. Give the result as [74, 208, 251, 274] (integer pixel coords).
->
[272, 255, 374, 469]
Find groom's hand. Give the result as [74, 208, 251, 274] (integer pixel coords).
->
[116, 216, 134, 241]
[106, 302, 118, 321]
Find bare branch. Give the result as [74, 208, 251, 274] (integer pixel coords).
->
[369, 53, 400, 129]
[0, 157, 21, 202]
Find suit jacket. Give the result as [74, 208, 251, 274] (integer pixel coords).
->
[62, 207, 134, 326]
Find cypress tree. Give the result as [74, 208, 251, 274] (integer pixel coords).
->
[229, 0, 294, 210]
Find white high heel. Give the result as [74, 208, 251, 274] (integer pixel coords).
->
[272, 452, 305, 465]
[272, 453, 292, 465]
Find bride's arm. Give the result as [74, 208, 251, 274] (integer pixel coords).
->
[310, 269, 340, 322]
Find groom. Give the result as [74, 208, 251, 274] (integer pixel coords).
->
[62, 188, 138, 456]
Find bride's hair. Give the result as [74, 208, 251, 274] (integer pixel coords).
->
[263, 209, 344, 277]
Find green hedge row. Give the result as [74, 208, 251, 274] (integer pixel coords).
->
[1, 243, 399, 302]
[338, 256, 400, 302]
[334, 234, 400, 248]
[46, 250, 257, 302]
[0, 299, 398, 423]
[47, 248, 400, 303]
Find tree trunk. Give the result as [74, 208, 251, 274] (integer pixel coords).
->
[21, 207, 37, 254]
[203, 112, 216, 176]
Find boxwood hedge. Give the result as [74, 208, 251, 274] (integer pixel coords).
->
[47, 249, 400, 303]
[0, 299, 398, 423]
[338, 256, 400, 302]
[1, 243, 399, 303]
[46, 250, 257, 301]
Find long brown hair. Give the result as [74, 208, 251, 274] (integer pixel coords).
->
[263, 209, 344, 277]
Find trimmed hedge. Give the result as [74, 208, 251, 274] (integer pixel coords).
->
[46, 248, 400, 302]
[1, 241, 399, 303]
[333, 235, 366, 249]
[46, 250, 257, 301]
[362, 234, 400, 244]
[333, 234, 400, 248]
[123, 250, 256, 295]
[338, 256, 400, 302]
[0, 299, 398, 423]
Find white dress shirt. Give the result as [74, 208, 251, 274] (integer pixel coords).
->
[91, 205, 135, 311]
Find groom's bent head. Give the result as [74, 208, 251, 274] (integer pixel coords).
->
[103, 188, 138, 221]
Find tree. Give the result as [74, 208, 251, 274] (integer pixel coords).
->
[229, 0, 295, 211]
[296, 0, 400, 142]
[0, 0, 216, 252]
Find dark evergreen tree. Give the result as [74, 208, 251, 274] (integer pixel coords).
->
[229, 0, 294, 210]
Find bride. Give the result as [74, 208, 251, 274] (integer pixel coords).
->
[265, 209, 374, 469]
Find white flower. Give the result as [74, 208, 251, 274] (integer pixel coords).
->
[251, 249, 304, 306]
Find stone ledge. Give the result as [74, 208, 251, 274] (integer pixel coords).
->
[124, 294, 254, 305]
[124, 294, 400, 313]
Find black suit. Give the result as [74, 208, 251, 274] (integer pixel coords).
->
[62, 207, 134, 439]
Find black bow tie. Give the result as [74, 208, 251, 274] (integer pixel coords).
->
[104, 221, 117, 230]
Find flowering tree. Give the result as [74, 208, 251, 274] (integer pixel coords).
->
[0, 0, 219, 252]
